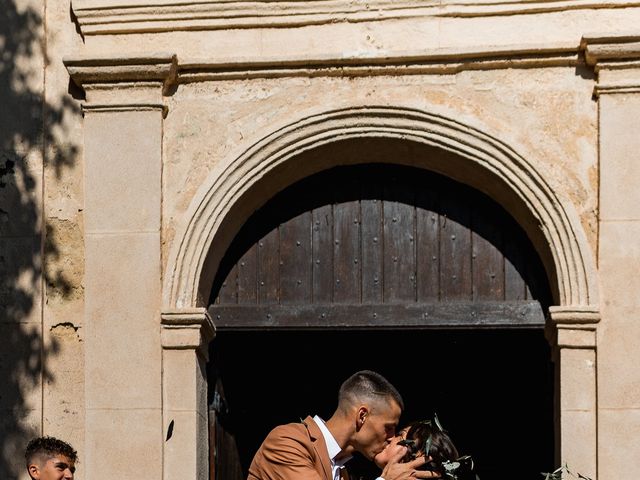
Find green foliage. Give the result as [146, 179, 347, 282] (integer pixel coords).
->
[541, 464, 592, 480]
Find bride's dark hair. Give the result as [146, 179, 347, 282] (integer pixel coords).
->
[400, 418, 477, 480]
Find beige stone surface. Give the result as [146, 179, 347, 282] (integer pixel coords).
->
[560, 347, 597, 411]
[84, 110, 162, 233]
[43, 322, 84, 441]
[85, 407, 163, 477]
[163, 349, 203, 411]
[598, 312, 640, 409]
[164, 409, 209, 480]
[599, 221, 640, 308]
[560, 409, 597, 480]
[163, 347, 209, 480]
[598, 408, 640, 480]
[80, 8, 640, 60]
[85, 232, 162, 408]
[162, 67, 598, 272]
[599, 94, 640, 221]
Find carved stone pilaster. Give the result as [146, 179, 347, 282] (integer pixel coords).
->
[161, 308, 216, 359]
[581, 34, 640, 96]
[549, 305, 600, 480]
[161, 308, 214, 480]
[549, 305, 600, 348]
[64, 53, 177, 114]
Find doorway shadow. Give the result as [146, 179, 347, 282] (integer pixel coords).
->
[207, 329, 554, 480]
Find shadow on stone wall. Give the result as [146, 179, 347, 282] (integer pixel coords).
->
[0, 0, 79, 476]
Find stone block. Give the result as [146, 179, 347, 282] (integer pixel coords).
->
[86, 408, 162, 479]
[598, 311, 640, 409]
[84, 110, 162, 233]
[559, 409, 596, 480]
[85, 232, 161, 409]
[599, 221, 640, 308]
[599, 94, 640, 221]
[598, 408, 640, 480]
[559, 347, 596, 411]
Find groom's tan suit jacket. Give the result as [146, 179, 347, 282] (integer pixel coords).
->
[247, 415, 343, 480]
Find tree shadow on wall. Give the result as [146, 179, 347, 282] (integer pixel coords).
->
[1, 0, 80, 476]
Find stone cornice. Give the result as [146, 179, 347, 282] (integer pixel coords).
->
[161, 308, 216, 358]
[178, 44, 581, 82]
[581, 33, 640, 68]
[71, 0, 640, 36]
[63, 45, 583, 90]
[64, 54, 178, 113]
[548, 306, 599, 349]
[581, 34, 640, 95]
[64, 53, 178, 93]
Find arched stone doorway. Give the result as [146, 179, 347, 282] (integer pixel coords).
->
[161, 107, 599, 480]
[207, 161, 554, 479]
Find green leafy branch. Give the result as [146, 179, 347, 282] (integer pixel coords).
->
[542, 464, 592, 480]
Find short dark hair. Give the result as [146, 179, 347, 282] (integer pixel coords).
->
[25, 436, 77, 467]
[338, 370, 404, 411]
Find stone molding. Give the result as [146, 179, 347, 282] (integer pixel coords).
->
[164, 106, 599, 311]
[549, 305, 599, 349]
[161, 308, 215, 358]
[71, 0, 640, 36]
[64, 54, 178, 112]
[549, 305, 601, 324]
[581, 33, 640, 95]
[178, 45, 581, 82]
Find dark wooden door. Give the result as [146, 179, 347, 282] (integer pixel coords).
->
[209, 164, 550, 328]
[207, 163, 553, 480]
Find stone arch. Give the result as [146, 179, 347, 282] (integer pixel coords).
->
[164, 105, 598, 312]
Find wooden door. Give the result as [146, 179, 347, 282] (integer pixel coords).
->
[209, 163, 550, 328]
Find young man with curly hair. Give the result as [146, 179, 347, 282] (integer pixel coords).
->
[25, 436, 77, 480]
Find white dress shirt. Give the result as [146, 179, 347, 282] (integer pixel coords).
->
[313, 415, 352, 480]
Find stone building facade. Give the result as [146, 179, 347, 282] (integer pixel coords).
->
[2, 0, 640, 479]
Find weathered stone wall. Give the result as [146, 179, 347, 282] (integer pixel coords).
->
[162, 67, 599, 272]
[1, 0, 84, 477]
[4, 1, 640, 479]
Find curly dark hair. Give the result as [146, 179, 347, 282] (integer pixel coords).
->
[25, 436, 78, 466]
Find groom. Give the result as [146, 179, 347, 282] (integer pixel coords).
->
[247, 370, 437, 480]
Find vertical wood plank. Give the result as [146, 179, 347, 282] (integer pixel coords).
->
[280, 211, 312, 304]
[333, 197, 361, 303]
[383, 181, 416, 302]
[472, 201, 505, 301]
[312, 205, 333, 303]
[504, 229, 526, 301]
[213, 164, 551, 314]
[440, 193, 472, 300]
[237, 243, 258, 304]
[217, 264, 238, 304]
[416, 189, 440, 301]
[361, 185, 383, 303]
[258, 228, 279, 304]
